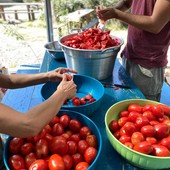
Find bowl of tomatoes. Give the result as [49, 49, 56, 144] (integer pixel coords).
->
[3, 109, 102, 170]
[41, 74, 105, 116]
[105, 99, 170, 169]
[59, 28, 124, 80]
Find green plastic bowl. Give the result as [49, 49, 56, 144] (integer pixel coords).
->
[105, 99, 170, 170]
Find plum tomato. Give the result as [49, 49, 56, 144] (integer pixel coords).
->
[119, 110, 129, 117]
[160, 137, 170, 150]
[154, 123, 169, 139]
[84, 146, 97, 164]
[157, 104, 170, 116]
[70, 133, 81, 143]
[9, 137, 24, 154]
[123, 122, 137, 136]
[128, 103, 143, 113]
[49, 116, 60, 127]
[118, 117, 128, 127]
[69, 119, 82, 133]
[79, 126, 92, 139]
[20, 142, 34, 156]
[86, 134, 98, 148]
[145, 137, 157, 145]
[25, 152, 37, 169]
[124, 142, 133, 149]
[151, 105, 164, 118]
[119, 135, 131, 144]
[67, 140, 78, 155]
[142, 110, 156, 121]
[85, 94, 92, 100]
[59, 114, 71, 128]
[49, 136, 68, 156]
[131, 132, 145, 145]
[77, 140, 89, 155]
[62, 154, 73, 170]
[75, 162, 89, 170]
[140, 125, 156, 137]
[133, 141, 153, 155]
[135, 116, 150, 129]
[152, 144, 170, 157]
[109, 120, 119, 133]
[73, 98, 81, 106]
[52, 123, 64, 136]
[72, 153, 84, 168]
[48, 154, 65, 170]
[29, 159, 48, 170]
[128, 111, 141, 123]
[9, 154, 26, 170]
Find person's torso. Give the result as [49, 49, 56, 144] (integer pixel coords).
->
[122, 0, 170, 68]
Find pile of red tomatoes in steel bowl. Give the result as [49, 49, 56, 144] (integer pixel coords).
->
[62, 28, 121, 50]
[6, 112, 99, 170]
[109, 103, 170, 157]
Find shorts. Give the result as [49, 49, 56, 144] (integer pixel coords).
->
[122, 56, 165, 101]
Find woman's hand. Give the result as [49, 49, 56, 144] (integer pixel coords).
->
[47, 67, 77, 82]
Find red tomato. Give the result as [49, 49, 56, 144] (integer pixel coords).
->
[142, 104, 153, 112]
[70, 133, 81, 143]
[25, 152, 37, 169]
[9, 137, 24, 154]
[131, 132, 145, 145]
[152, 144, 170, 157]
[128, 103, 142, 113]
[119, 110, 129, 117]
[73, 99, 81, 106]
[128, 111, 141, 122]
[72, 153, 84, 168]
[35, 139, 49, 159]
[123, 122, 137, 136]
[59, 114, 71, 128]
[44, 124, 52, 134]
[119, 135, 131, 144]
[49, 116, 60, 127]
[140, 125, 156, 137]
[52, 123, 64, 136]
[75, 162, 89, 170]
[142, 110, 156, 121]
[157, 104, 170, 116]
[78, 140, 89, 155]
[9, 154, 26, 170]
[135, 116, 150, 129]
[151, 105, 164, 118]
[113, 130, 120, 139]
[154, 123, 169, 139]
[84, 146, 97, 164]
[146, 137, 157, 144]
[163, 119, 170, 129]
[86, 135, 98, 148]
[85, 94, 92, 100]
[62, 154, 73, 170]
[49, 136, 68, 155]
[20, 142, 34, 156]
[118, 117, 128, 127]
[133, 141, 153, 155]
[109, 120, 119, 133]
[48, 154, 65, 170]
[69, 119, 82, 133]
[79, 126, 92, 139]
[160, 137, 170, 150]
[67, 140, 77, 155]
[44, 133, 53, 143]
[124, 142, 133, 149]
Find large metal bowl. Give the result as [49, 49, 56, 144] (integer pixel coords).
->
[59, 33, 124, 80]
[44, 40, 65, 60]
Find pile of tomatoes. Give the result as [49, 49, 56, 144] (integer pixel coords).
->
[64, 94, 96, 106]
[7, 113, 98, 170]
[109, 103, 170, 157]
[62, 28, 121, 50]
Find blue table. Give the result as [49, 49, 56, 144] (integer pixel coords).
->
[2, 51, 169, 170]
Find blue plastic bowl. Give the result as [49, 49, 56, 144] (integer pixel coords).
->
[3, 110, 102, 170]
[41, 74, 105, 116]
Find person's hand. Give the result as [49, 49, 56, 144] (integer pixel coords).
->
[57, 74, 77, 99]
[47, 67, 77, 82]
[96, 6, 117, 22]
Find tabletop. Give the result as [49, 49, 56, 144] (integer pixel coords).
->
[2, 51, 170, 170]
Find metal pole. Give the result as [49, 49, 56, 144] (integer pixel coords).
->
[44, 0, 53, 42]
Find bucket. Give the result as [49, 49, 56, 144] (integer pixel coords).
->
[59, 33, 124, 80]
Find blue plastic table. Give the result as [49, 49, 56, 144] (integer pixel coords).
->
[2, 51, 169, 170]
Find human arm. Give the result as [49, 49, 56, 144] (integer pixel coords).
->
[0, 67, 77, 89]
[96, 0, 170, 33]
[0, 74, 77, 137]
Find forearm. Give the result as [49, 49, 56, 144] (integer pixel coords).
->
[0, 90, 67, 137]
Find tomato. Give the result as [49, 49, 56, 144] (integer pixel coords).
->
[62, 154, 73, 170]
[69, 119, 82, 133]
[119, 135, 131, 144]
[84, 146, 97, 164]
[29, 159, 48, 170]
[160, 137, 170, 150]
[86, 135, 98, 148]
[78, 140, 89, 155]
[131, 132, 145, 145]
[70, 133, 81, 143]
[25, 152, 37, 169]
[59, 114, 71, 128]
[151, 105, 164, 118]
[20, 142, 34, 156]
[73, 98, 81, 106]
[135, 116, 150, 129]
[80, 98, 86, 105]
[140, 125, 156, 137]
[67, 140, 77, 155]
[9, 137, 24, 154]
[157, 104, 170, 116]
[133, 141, 153, 155]
[119, 110, 129, 117]
[49, 116, 60, 127]
[35, 139, 49, 159]
[79, 126, 92, 139]
[128, 103, 143, 113]
[145, 137, 157, 144]
[119, 127, 127, 136]
[9, 154, 26, 170]
[48, 154, 65, 170]
[128, 111, 141, 122]
[118, 117, 128, 127]
[44, 133, 53, 143]
[109, 120, 119, 133]
[152, 144, 170, 157]
[142, 110, 156, 121]
[124, 142, 133, 149]
[85, 94, 92, 100]
[163, 119, 170, 129]
[52, 123, 64, 136]
[123, 122, 137, 136]
[113, 130, 120, 139]
[44, 124, 52, 134]
[154, 123, 169, 139]
[88, 98, 96, 103]
[142, 104, 153, 112]
[49, 136, 68, 155]
[75, 162, 89, 170]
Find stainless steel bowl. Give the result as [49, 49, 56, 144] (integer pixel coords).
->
[59, 33, 123, 80]
[44, 41, 64, 60]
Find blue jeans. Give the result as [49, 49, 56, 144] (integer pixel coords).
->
[122, 56, 165, 101]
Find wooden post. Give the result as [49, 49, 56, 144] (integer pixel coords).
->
[14, 10, 18, 20]
[26, 5, 31, 21]
[31, 10, 35, 20]
[0, 5, 6, 21]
